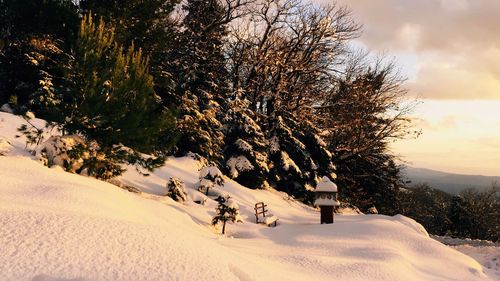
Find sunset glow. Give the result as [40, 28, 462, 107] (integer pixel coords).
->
[330, 0, 500, 175]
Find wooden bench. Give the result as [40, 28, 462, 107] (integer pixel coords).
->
[254, 202, 279, 227]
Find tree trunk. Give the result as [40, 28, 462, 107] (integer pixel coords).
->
[222, 221, 226, 234]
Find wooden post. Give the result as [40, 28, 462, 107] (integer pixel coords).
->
[320, 206, 334, 224]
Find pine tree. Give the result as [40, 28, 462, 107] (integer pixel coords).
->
[171, 0, 230, 164]
[223, 98, 270, 189]
[51, 15, 176, 179]
[175, 94, 225, 163]
[267, 113, 336, 203]
[212, 196, 240, 235]
[335, 154, 404, 214]
[176, 0, 229, 108]
[78, 0, 180, 105]
[0, 0, 79, 108]
[448, 195, 473, 238]
[196, 166, 224, 196]
[166, 177, 188, 202]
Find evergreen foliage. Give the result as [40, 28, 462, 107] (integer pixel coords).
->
[78, 0, 180, 105]
[267, 114, 336, 202]
[56, 14, 176, 178]
[197, 166, 225, 196]
[175, 0, 229, 107]
[398, 184, 500, 242]
[0, 0, 78, 107]
[68, 15, 174, 151]
[12, 14, 177, 179]
[212, 196, 240, 235]
[175, 94, 225, 163]
[223, 98, 269, 189]
[1, 0, 452, 230]
[166, 177, 188, 202]
[171, 0, 230, 164]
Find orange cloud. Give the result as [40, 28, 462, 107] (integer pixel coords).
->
[324, 0, 500, 99]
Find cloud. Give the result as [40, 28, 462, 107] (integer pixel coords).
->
[412, 115, 457, 131]
[410, 117, 432, 130]
[323, 0, 500, 99]
[390, 100, 500, 175]
[436, 115, 457, 129]
[331, 0, 500, 52]
[472, 137, 500, 148]
[407, 53, 500, 99]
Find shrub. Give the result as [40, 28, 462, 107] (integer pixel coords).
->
[166, 177, 188, 202]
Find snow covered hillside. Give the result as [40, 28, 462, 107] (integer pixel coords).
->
[0, 112, 497, 281]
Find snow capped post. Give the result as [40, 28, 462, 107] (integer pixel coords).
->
[314, 176, 340, 224]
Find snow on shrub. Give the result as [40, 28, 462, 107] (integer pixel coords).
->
[212, 196, 242, 234]
[196, 166, 224, 195]
[0, 104, 14, 114]
[35, 135, 87, 172]
[0, 137, 12, 156]
[367, 206, 378, 214]
[30, 132, 138, 179]
[234, 139, 252, 152]
[191, 193, 208, 205]
[279, 151, 301, 174]
[208, 187, 228, 199]
[166, 177, 188, 202]
[226, 155, 254, 178]
[222, 99, 270, 189]
[24, 111, 35, 120]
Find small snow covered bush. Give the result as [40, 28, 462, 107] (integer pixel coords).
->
[0, 103, 14, 114]
[35, 135, 127, 179]
[367, 206, 378, 214]
[212, 196, 241, 235]
[0, 137, 12, 156]
[36, 135, 86, 172]
[16, 116, 57, 149]
[196, 166, 224, 195]
[166, 177, 188, 202]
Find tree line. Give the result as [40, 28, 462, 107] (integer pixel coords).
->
[1, 0, 416, 213]
[399, 183, 500, 242]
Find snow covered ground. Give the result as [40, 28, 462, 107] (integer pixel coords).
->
[0, 112, 498, 281]
[433, 236, 500, 280]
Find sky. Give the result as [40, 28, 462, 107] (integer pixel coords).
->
[320, 0, 500, 176]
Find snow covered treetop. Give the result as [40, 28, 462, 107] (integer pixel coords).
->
[314, 176, 337, 192]
[199, 166, 223, 179]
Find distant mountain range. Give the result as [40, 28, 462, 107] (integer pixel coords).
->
[402, 167, 500, 194]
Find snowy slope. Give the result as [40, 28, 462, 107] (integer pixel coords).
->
[0, 112, 496, 281]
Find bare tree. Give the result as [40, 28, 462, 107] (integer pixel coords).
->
[316, 53, 420, 164]
[226, 0, 361, 116]
[316, 53, 420, 212]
